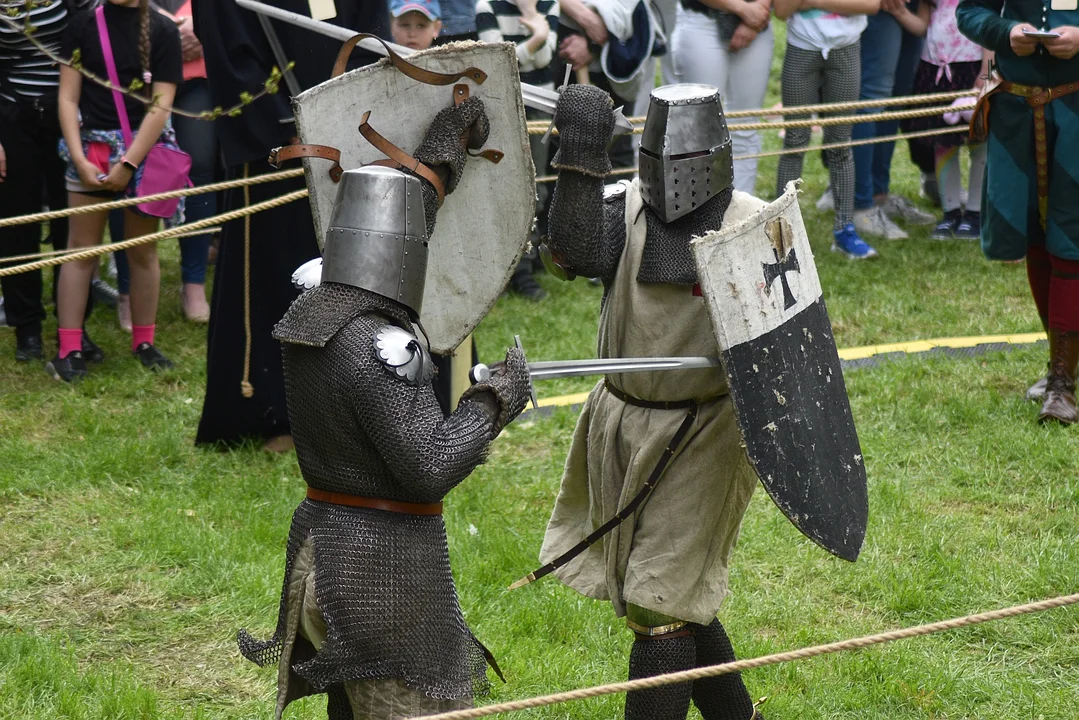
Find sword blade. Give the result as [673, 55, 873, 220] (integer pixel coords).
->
[528, 356, 721, 381]
[233, 0, 633, 133]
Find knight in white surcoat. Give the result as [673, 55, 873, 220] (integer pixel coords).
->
[538, 83, 768, 720]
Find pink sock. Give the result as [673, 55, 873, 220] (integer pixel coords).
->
[58, 328, 83, 359]
[132, 324, 155, 352]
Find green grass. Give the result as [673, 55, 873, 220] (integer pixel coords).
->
[2, 34, 1076, 719]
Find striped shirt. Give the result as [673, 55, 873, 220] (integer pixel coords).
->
[0, 0, 95, 102]
[476, 0, 559, 87]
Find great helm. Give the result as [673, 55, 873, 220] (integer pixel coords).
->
[638, 84, 734, 224]
[320, 165, 429, 318]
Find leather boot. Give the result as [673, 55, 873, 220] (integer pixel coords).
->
[1038, 329, 1079, 424]
[1026, 317, 1050, 402]
[625, 633, 695, 720]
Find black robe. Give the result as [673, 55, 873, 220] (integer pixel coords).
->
[191, 0, 388, 445]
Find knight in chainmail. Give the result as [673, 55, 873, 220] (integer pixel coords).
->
[537, 84, 768, 720]
[237, 96, 532, 720]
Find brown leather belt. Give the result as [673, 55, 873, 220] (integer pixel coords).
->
[999, 79, 1079, 230]
[306, 487, 443, 515]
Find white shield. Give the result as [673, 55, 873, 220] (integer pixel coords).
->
[691, 182, 868, 562]
[293, 42, 535, 354]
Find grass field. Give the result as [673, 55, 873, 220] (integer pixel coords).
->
[2, 34, 1078, 720]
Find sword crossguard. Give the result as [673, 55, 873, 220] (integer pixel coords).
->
[514, 335, 540, 410]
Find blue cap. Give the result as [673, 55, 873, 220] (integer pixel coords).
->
[390, 0, 441, 20]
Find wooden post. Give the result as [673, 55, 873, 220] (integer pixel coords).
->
[449, 332, 474, 411]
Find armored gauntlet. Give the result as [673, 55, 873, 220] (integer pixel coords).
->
[550, 84, 615, 178]
[460, 346, 531, 435]
[413, 96, 491, 195]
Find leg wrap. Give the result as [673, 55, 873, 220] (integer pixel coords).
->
[624, 632, 696, 720]
[691, 619, 757, 720]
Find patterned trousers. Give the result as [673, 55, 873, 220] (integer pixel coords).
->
[776, 42, 861, 228]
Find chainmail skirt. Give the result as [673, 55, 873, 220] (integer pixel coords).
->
[238, 499, 489, 707]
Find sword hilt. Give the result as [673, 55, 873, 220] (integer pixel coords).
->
[469, 363, 491, 384]
[514, 335, 539, 410]
[467, 336, 539, 410]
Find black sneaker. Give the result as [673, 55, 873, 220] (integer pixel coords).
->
[45, 351, 88, 382]
[81, 328, 105, 364]
[133, 342, 174, 371]
[90, 278, 119, 308]
[15, 333, 43, 362]
[510, 273, 548, 301]
[954, 211, 981, 240]
[931, 209, 962, 240]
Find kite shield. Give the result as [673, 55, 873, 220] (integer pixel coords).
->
[292, 41, 535, 354]
[690, 182, 868, 561]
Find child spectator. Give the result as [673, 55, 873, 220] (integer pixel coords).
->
[774, 0, 882, 259]
[895, 0, 990, 240]
[390, 0, 444, 50]
[476, 0, 559, 300]
[50, 0, 182, 381]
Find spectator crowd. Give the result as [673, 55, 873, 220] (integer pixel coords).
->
[0, 0, 1075, 433]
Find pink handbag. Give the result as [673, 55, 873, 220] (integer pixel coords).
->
[95, 5, 191, 218]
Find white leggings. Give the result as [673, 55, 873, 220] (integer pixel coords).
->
[670, 5, 774, 194]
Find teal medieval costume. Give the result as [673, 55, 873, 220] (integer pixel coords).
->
[957, 1, 1079, 423]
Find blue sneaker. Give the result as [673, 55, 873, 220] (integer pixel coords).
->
[832, 224, 879, 260]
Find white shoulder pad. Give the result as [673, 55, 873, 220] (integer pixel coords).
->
[603, 182, 628, 203]
[292, 258, 323, 291]
[374, 326, 436, 386]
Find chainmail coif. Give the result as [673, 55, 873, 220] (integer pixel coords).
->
[639, 188, 733, 285]
[624, 635, 696, 720]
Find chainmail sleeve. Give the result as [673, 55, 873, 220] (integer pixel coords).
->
[411, 97, 491, 238]
[545, 84, 624, 284]
[548, 173, 626, 284]
[337, 313, 500, 502]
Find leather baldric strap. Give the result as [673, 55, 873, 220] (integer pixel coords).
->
[359, 110, 447, 206]
[332, 33, 488, 85]
[306, 486, 444, 515]
[268, 144, 344, 183]
[999, 79, 1079, 231]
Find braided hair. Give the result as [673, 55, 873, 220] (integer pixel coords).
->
[138, 0, 152, 90]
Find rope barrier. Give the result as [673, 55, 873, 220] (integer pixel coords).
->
[534, 126, 966, 184]
[0, 92, 977, 243]
[527, 101, 974, 135]
[415, 591, 1079, 720]
[525, 90, 979, 129]
[0, 226, 224, 264]
[0, 168, 304, 229]
[0, 189, 308, 278]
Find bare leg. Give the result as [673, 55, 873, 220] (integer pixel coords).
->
[123, 210, 160, 328]
[56, 193, 108, 330]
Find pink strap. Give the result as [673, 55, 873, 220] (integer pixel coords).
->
[94, 6, 133, 146]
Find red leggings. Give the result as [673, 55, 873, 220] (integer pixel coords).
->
[1027, 246, 1079, 332]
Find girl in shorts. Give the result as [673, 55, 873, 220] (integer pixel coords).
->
[50, 0, 181, 381]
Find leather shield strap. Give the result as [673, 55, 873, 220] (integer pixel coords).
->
[268, 144, 344, 183]
[358, 110, 446, 206]
[306, 486, 443, 515]
[333, 33, 488, 85]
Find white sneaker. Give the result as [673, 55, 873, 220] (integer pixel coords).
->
[854, 206, 908, 240]
[879, 194, 936, 226]
[816, 187, 834, 211]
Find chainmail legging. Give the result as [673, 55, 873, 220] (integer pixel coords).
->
[776, 42, 861, 229]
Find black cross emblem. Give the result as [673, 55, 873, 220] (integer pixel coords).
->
[762, 247, 800, 310]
